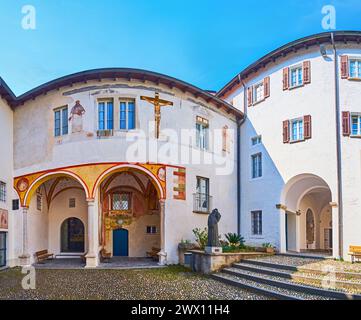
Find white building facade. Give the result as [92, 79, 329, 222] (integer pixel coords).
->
[219, 31, 361, 260]
[1, 31, 361, 268]
[0, 69, 240, 268]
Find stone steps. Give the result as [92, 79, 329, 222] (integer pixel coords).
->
[211, 256, 361, 300]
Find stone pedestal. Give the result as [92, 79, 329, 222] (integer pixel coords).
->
[205, 246, 223, 254]
[85, 254, 98, 269]
[18, 254, 31, 267]
[158, 251, 167, 266]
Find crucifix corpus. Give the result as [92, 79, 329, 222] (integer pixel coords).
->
[140, 92, 173, 139]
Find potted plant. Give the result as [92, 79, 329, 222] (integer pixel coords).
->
[262, 243, 275, 254]
[192, 228, 208, 250]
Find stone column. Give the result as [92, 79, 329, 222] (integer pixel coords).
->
[279, 210, 287, 253]
[330, 202, 339, 259]
[85, 200, 99, 268]
[19, 207, 30, 266]
[295, 212, 301, 252]
[158, 199, 167, 265]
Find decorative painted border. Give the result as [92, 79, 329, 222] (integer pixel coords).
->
[14, 162, 175, 207]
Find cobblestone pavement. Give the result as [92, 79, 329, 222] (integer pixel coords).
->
[0, 266, 270, 300]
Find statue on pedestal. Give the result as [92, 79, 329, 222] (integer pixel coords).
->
[205, 208, 222, 254]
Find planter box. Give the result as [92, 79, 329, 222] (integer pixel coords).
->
[189, 250, 270, 274]
[265, 247, 275, 254]
[178, 244, 198, 265]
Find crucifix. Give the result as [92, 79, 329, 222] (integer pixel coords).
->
[141, 92, 173, 139]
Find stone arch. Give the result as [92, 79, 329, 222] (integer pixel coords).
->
[23, 170, 90, 207]
[92, 164, 165, 200]
[281, 173, 332, 213]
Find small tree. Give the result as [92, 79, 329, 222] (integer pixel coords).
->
[192, 228, 208, 249]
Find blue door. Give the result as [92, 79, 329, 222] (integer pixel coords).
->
[113, 229, 129, 256]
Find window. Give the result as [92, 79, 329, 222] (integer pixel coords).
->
[196, 116, 209, 150]
[36, 194, 42, 211]
[290, 65, 303, 88]
[283, 116, 311, 143]
[112, 193, 131, 211]
[194, 177, 210, 213]
[146, 226, 157, 234]
[98, 100, 114, 130]
[251, 135, 262, 146]
[251, 211, 262, 236]
[253, 82, 264, 103]
[291, 118, 304, 141]
[54, 106, 68, 137]
[351, 114, 361, 136]
[0, 182, 6, 202]
[69, 198, 76, 208]
[120, 100, 136, 130]
[251, 153, 262, 179]
[349, 59, 361, 79]
[248, 77, 270, 106]
[12, 199, 19, 211]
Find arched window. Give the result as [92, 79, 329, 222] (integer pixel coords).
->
[61, 218, 85, 253]
[306, 209, 315, 245]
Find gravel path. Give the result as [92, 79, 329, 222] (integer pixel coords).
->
[0, 266, 268, 300]
[301, 260, 361, 273]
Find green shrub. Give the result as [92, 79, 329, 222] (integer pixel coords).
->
[225, 233, 245, 247]
[262, 242, 274, 248]
[192, 228, 208, 249]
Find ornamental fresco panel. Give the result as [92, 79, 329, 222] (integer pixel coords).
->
[14, 163, 168, 207]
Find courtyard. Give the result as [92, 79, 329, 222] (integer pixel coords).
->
[0, 266, 269, 300]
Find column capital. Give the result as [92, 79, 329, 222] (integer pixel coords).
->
[276, 204, 287, 211]
[329, 202, 338, 208]
[87, 199, 95, 205]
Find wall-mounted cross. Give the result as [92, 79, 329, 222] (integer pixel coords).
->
[140, 92, 173, 139]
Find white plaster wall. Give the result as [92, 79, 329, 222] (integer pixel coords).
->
[338, 47, 361, 259]
[13, 80, 237, 175]
[229, 46, 340, 250]
[13, 80, 238, 265]
[27, 187, 48, 263]
[165, 165, 238, 264]
[0, 98, 15, 266]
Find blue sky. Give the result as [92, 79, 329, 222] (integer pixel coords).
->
[0, 0, 361, 95]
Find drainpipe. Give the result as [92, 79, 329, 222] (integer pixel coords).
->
[236, 76, 247, 236]
[331, 32, 343, 258]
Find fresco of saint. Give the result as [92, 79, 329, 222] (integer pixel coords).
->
[69, 100, 85, 133]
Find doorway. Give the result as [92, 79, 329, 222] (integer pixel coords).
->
[61, 218, 85, 253]
[0, 232, 6, 267]
[113, 228, 129, 256]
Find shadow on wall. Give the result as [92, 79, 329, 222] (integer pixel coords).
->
[241, 120, 333, 254]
